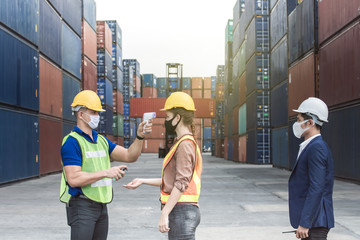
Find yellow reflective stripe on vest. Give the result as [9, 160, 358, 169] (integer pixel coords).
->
[160, 135, 202, 204]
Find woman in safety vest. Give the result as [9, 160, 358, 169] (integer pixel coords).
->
[124, 92, 202, 240]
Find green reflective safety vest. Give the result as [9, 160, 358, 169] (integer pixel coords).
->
[60, 131, 113, 204]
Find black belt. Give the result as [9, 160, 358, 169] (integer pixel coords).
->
[72, 195, 107, 206]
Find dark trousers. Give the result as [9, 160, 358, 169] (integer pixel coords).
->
[302, 227, 330, 240]
[168, 205, 201, 240]
[66, 197, 109, 240]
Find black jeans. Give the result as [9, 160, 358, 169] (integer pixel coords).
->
[66, 197, 109, 240]
[168, 204, 201, 240]
[302, 227, 330, 240]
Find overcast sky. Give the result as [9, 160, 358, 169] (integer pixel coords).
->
[97, 0, 235, 78]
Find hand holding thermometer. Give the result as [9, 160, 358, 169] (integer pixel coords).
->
[142, 112, 156, 133]
[113, 168, 128, 181]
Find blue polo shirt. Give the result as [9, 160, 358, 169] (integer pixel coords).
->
[61, 126, 117, 196]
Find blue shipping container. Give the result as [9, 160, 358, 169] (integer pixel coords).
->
[97, 78, 113, 108]
[169, 82, 177, 89]
[157, 89, 167, 98]
[130, 120, 136, 138]
[106, 20, 122, 49]
[97, 49, 113, 82]
[0, 0, 39, 46]
[112, 67, 123, 91]
[123, 103, 130, 117]
[211, 76, 216, 91]
[62, 121, 75, 138]
[123, 65, 134, 85]
[62, 0, 81, 36]
[112, 44, 123, 70]
[39, 0, 62, 66]
[47, 0, 62, 15]
[123, 85, 134, 102]
[270, 37, 288, 88]
[82, 0, 96, 31]
[203, 127, 212, 139]
[157, 77, 167, 90]
[246, 90, 270, 130]
[123, 59, 140, 77]
[288, 119, 302, 169]
[0, 28, 39, 111]
[0, 109, 39, 184]
[270, 0, 287, 49]
[246, 53, 270, 95]
[62, 23, 81, 79]
[246, 128, 271, 164]
[245, 16, 270, 61]
[143, 74, 157, 88]
[271, 126, 289, 169]
[271, 81, 288, 127]
[62, 72, 81, 121]
[99, 106, 113, 135]
[182, 77, 191, 90]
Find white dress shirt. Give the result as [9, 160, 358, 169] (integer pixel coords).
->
[297, 134, 321, 159]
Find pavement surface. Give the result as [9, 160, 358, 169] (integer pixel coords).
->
[0, 153, 359, 240]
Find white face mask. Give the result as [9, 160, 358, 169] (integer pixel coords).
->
[81, 112, 100, 129]
[292, 120, 312, 139]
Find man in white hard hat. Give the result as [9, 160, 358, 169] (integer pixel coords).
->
[288, 97, 334, 240]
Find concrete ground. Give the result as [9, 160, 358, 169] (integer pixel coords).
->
[0, 153, 359, 240]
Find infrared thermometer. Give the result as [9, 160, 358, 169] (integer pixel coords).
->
[143, 112, 156, 133]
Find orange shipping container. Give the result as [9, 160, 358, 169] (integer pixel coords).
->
[224, 137, 228, 160]
[183, 89, 191, 96]
[192, 89, 203, 98]
[134, 75, 141, 93]
[143, 139, 165, 153]
[194, 118, 202, 125]
[82, 20, 97, 64]
[204, 118, 211, 127]
[39, 56, 62, 118]
[82, 56, 97, 92]
[152, 117, 165, 125]
[129, 98, 216, 118]
[288, 53, 316, 117]
[203, 89, 211, 99]
[148, 124, 166, 139]
[191, 77, 203, 89]
[238, 135, 247, 163]
[233, 135, 239, 162]
[203, 77, 211, 89]
[113, 90, 123, 114]
[96, 21, 112, 55]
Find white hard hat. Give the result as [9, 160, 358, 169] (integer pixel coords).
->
[293, 97, 328, 125]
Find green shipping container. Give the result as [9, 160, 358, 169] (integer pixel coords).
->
[225, 19, 233, 43]
[113, 114, 124, 137]
[238, 103, 246, 135]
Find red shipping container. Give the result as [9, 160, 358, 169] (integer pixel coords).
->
[238, 135, 247, 163]
[118, 137, 124, 147]
[194, 118, 201, 125]
[191, 77, 203, 89]
[106, 134, 117, 145]
[134, 75, 141, 93]
[129, 98, 216, 118]
[224, 137, 228, 160]
[318, 0, 360, 44]
[203, 77, 211, 89]
[40, 116, 62, 174]
[216, 139, 225, 158]
[195, 125, 201, 139]
[216, 83, 225, 102]
[224, 114, 229, 137]
[203, 89, 212, 99]
[233, 135, 239, 162]
[112, 90, 124, 114]
[82, 20, 97, 64]
[96, 21, 112, 55]
[204, 118, 211, 127]
[143, 139, 165, 153]
[233, 106, 240, 135]
[148, 124, 166, 139]
[39, 56, 62, 118]
[142, 87, 157, 98]
[192, 89, 203, 98]
[211, 125, 216, 140]
[319, 22, 360, 107]
[152, 117, 165, 125]
[288, 53, 316, 117]
[239, 72, 246, 106]
[82, 56, 97, 92]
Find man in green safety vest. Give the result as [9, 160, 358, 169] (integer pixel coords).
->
[60, 90, 152, 240]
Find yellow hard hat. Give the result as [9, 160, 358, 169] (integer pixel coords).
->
[70, 90, 105, 112]
[161, 92, 196, 111]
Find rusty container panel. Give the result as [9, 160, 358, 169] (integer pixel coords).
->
[82, 20, 97, 64]
[148, 125, 166, 139]
[142, 87, 157, 98]
[82, 56, 97, 92]
[194, 118, 201, 125]
[233, 135, 239, 162]
[118, 137, 124, 147]
[224, 137, 228, 160]
[105, 134, 118, 145]
[318, 0, 360, 44]
[319, 23, 360, 107]
[203, 77, 211, 89]
[211, 125, 216, 140]
[183, 89, 191, 96]
[239, 72, 246, 106]
[39, 56, 62, 118]
[192, 89, 203, 98]
[195, 124, 202, 139]
[233, 106, 239, 135]
[288, 53, 316, 117]
[134, 75, 141, 93]
[152, 117, 165, 125]
[112, 90, 123, 114]
[204, 118, 211, 127]
[191, 77, 203, 89]
[203, 89, 212, 99]
[224, 114, 229, 138]
[96, 21, 112, 55]
[238, 135, 247, 163]
[39, 116, 62, 175]
[215, 139, 224, 158]
[143, 139, 165, 153]
[216, 82, 225, 101]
